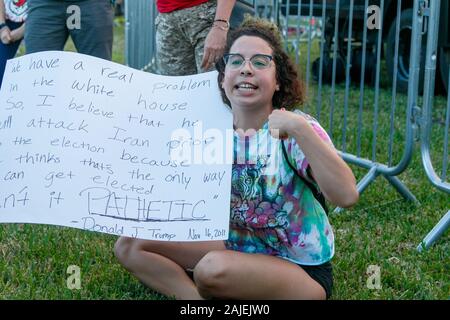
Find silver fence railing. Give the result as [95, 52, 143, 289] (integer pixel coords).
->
[257, 0, 448, 248]
[124, 0, 449, 249]
[416, 0, 449, 251]
[125, 0, 157, 71]
[261, 0, 421, 212]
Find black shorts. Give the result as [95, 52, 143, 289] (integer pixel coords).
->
[187, 260, 334, 299]
[299, 261, 333, 299]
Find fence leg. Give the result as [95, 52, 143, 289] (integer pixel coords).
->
[383, 174, 418, 203]
[333, 166, 379, 214]
[417, 210, 450, 252]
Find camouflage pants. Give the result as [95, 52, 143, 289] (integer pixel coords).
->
[155, 1, 216, 76]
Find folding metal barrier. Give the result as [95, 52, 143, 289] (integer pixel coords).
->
[416, 0, 449, 251]
[259, 0, 421, 212]
[124, 0, 157, 71]
[124, 0, 448, 248]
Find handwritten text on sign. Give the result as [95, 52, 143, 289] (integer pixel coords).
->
[0, 51, 232, 241]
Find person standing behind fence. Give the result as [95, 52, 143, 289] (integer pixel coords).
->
[155, 0, 236, 75]
[0, 0, 27, 89]
[24, 0, 114, 60]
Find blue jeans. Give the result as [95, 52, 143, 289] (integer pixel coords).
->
[0, 20, 23, 90]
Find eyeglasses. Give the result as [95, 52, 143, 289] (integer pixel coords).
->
[223, 53, 274, 70]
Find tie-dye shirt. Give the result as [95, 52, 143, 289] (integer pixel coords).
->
[226, 111, 335, 265]
[4, 0, 28, 22]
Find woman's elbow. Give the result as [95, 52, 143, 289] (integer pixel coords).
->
[338, 187, 359, 208]
[327, 186, 359, 208]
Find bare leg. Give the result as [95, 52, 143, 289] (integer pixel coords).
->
[193, 250, 327, 299]
[114, 237, 225, 299]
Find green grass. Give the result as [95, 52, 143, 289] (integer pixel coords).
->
[1, 19, 448, 300]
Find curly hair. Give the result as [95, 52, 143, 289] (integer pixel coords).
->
[216, 16, 305, 110]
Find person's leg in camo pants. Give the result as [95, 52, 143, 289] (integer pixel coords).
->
[155, 1, 217, 76]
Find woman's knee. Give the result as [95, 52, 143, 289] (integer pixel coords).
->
[114, 237, 139, 268]
[114, 238, 165, 269]
[193, 250, 231, 297]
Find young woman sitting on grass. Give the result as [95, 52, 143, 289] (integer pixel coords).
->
[114, 17, 358, 300]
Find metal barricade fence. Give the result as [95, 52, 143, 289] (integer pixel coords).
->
[125, 0, 157, 71]
[258, 0, 448, 248]
[124, 0, 448, 248]
[262, 0, 420, 213]
[416, 0, 449, 251]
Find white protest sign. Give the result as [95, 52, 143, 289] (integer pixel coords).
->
[0, 51, 233, 241]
